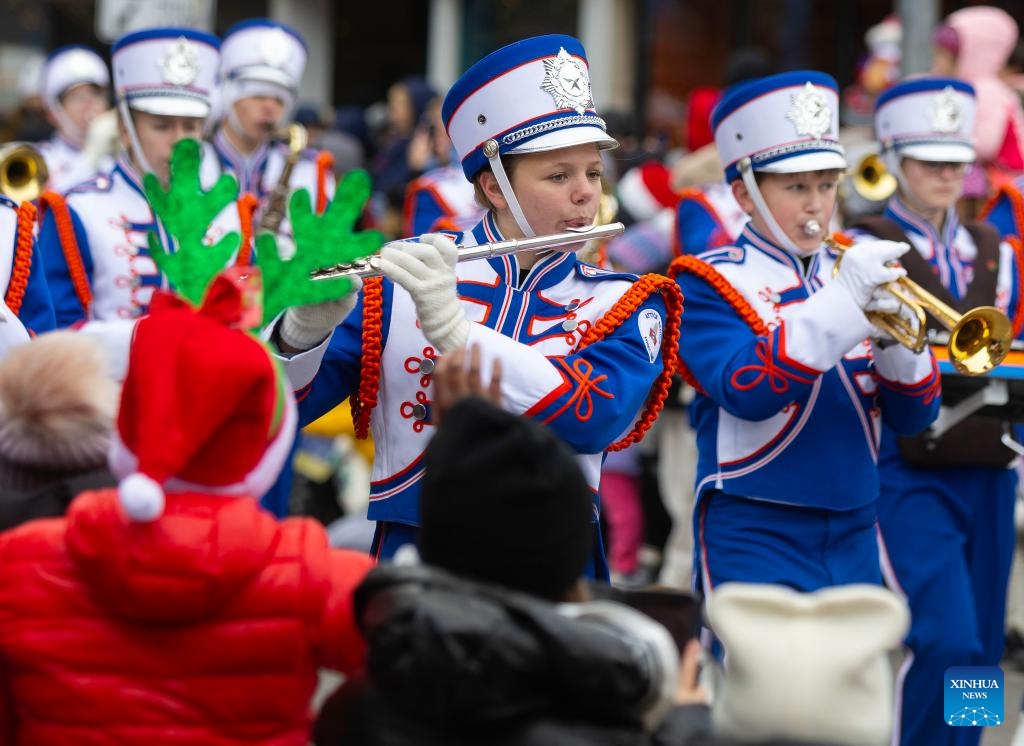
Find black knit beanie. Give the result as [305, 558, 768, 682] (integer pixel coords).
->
[418, 397, 593, 601]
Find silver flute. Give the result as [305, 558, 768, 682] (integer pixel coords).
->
[311, 222, 625, 281]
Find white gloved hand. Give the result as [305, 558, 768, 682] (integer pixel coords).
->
[864, 286, 904, 316]
[280, 276, 363, 351]
[833, 240, 909, 308]
[871, 335, 933, 382]
[378, 233, 469, 353]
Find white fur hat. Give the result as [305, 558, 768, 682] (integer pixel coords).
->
[708, 583, 910, 746]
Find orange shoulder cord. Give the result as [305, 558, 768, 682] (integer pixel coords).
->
[4, 201, 36, 316]
[235, 193, 259, 267]
[351, 276, 384, 439]
[1009, 236, 1024, 338]
[978, 184, 1024, 234]
[667, 254, 768, 394]
[37, 191, 91, 316]
[575, 273, 683, 452]
[315, 151, 334, 215]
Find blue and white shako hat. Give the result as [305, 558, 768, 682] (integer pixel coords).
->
[220, 19, 307, 108]
[42, 46, 109, 109]
[713, 70, 847, 183]
[874, 78, 976, 163]
[112, 28, 220, 118]
[442, 35, 616, 236]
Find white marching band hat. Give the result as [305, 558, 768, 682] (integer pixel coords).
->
[112, 28, 221, 119]
[220, 19, 307, 106]
[41, 46, 109, 110]
[713, 70, 847, 183]
[875, 77, 977, 163]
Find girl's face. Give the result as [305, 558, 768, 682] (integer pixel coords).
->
[481, 143, 603, 241]
[900, 158, 966, 213]
[57, 83, 108, 141]
[122, 110, 204, 183]
[733, 170, 841, 254]
[231, 96, 286, 145]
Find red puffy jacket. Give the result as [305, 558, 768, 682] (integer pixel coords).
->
[0, 489, 374, 745]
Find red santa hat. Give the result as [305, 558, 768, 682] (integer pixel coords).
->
[616, 161, 678, 222]
[108, 271, 296, 522]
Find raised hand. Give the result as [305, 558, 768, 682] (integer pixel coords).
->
[257, 169, 383, 326]
[144, 138, 241, 304]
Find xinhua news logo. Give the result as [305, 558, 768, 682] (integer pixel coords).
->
[944, 666, 1003, 726]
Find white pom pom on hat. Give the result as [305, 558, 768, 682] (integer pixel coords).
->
[118, 472, 166, 522]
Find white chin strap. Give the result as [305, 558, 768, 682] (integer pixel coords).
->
[739, 158, 804, 254]
[484, 139, 535, 238]
[118, 99, 156, 179]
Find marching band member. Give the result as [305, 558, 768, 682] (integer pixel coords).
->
[670, 71, 940, 596]
[37, 28, 237, 327]
[211, 19, 332, 219]
[0, 195, 54, 354]
[270, 35, 681, 575]
[36, 46, 112, 193]
[851, 77, 1022, 746]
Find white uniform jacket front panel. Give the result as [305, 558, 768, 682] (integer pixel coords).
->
[288, 212, 670, 526]
[38, 154, 240, 326]
[675, 225, 941, 511]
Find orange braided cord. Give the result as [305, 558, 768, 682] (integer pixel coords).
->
[978, 184, 1024, 236]
[4, 201, 36, 315]
[235, 193, 259, 267]
[576, 273, 683, 451]
[351, 277, 384, 439]
[316, 151, 334, 215]
[1010, 236, 1024, 338]
[38, 191, 91, 315]
[668, 254, 769, 393]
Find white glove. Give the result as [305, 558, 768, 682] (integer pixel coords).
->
[378, 233, 469, 353]
[833, 240, 909, 308]
[871, 336, 934, 383]
[280, 277, 362, 351]
[864, 286, 904, 316]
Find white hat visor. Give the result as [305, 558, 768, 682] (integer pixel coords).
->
[755, 150, 848, 174]
[508, 124, 618, 156]
[896, 142, 975, 163]
[127, 95, 210, 119]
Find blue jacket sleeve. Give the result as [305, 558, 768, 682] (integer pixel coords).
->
[14, 234, 56, 335]
[38, 204, 93, 328]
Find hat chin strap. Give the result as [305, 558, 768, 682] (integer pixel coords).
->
[118, 99, 156, 179]
[485, 140, 535, 238]
[739, 160, 805, 255]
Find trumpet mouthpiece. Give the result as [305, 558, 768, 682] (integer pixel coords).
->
[803, 220, 821, 237]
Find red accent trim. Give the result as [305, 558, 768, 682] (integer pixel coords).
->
[524, 371, 573, 417]
[979, 184, 1024, 237]
[719, 403, 802, 466]
[668, 254, 767, 394]
[38, 191, 91, 316]
[574, 273, 682, 452]
[402, 178, 458, 237]
[675, 188, 729, 256]
[235, 193, 259, 267]
[773, 323, 825, 377]
[351, 277, 384, 439]
[4, 201, 36, 316]
[315, 151, 334, 214]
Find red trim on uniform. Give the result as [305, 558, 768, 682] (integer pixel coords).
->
[235, 193, 259, 267]
[351, 277, 384, 439]
[1009, 236, 1024, 338]
[978, 183, 1024, 236]
[38, 191, 92, 316]
[675, 188, 729, 256]
[315, 151, 334, 214]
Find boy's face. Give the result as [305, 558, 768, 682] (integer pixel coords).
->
[733, 169, 841, 255]
[900, 157, 966, 212]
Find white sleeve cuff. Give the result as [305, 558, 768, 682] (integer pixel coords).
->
[781, 282, 875, 371]
[871, 341, 935, 384]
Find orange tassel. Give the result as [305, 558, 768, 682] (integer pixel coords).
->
[351, 277, 384, 439]
[38, 191, 92, 316]
[4, 201, 36, 316]
[315, 151, 334, 215]
[235, 193, 259, 267]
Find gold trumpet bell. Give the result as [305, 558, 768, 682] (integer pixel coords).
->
[0, 143, 49, 203]
[851, 154, 897, 203]
[948, 305, 1013, 376]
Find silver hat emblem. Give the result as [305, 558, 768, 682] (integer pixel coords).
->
[786, 82, 832, 139]
[930, 86, 963, 134]
[161, 38, 199, 86]
[540, 47, 594, 115]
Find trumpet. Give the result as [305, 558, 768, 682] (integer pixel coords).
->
[826, 235, 1012, 376]
[0, 142, 48, 203]
[849, 152, 897, 203]
[311, 222, 626, 281]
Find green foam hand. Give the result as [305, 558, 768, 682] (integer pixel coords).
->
[257, 168, 383, 326]
[143, 138, 241, 304]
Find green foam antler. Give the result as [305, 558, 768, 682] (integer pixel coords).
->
[144, 138, 241, 304]
[256, 168, 383, 325]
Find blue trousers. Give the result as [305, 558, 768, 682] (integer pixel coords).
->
[696, 491, 882, 592]
[370, 520, 611, 584]
[878, 456, 1017, 746]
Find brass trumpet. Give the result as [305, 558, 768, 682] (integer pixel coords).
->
[850, 152, 897, 203]
[0, 142, 48, 203]
[827, 236, 1012, 376]
[311, 222, 626, 281]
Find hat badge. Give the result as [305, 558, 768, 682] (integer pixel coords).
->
[930, 86, 963, 134]
[259, 27, 293, 68]
[541, 47, 594, 115]
[785, 82, 832, 139]
[161, 38, 199, 86]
